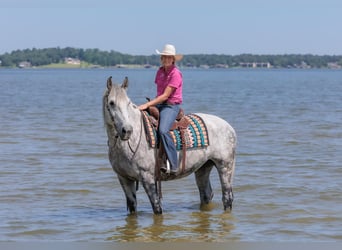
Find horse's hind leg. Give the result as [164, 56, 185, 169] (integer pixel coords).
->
[118, 175, 138, 214]
[195, 160, 215, 206]
[216, 159, 235, 211]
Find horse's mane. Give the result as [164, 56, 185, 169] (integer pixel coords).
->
[102, 89, 110, 128]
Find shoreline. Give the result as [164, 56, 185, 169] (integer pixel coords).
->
[1, 63, 342, 70]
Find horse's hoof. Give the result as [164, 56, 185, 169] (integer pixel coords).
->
[223, 201, 233, 211]
[224, 204, 232, 211]
[154, 208, 163, 215]
[224, 189, 234, 211]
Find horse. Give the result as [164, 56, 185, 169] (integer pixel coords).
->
[103, 76, 237, 214]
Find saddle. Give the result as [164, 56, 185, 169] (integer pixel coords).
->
[146, 105, 190, 174]
[147, 106, 190, 131]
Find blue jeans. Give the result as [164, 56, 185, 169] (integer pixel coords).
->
[157, 104, 180, 170]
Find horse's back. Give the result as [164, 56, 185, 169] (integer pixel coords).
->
[194, 113, 236, 149]
[194, 113, 235, 134]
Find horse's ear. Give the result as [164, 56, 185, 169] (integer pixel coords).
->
[122, 77, 128, 90]
[107, 76, 112, 90]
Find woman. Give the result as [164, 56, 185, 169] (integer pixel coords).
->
[138, 44, 183, 174]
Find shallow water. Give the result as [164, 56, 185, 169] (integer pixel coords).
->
[0, 68, 341, 241]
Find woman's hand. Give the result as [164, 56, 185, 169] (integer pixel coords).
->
[138, 103, 149, 111]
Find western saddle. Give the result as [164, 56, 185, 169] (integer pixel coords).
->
[146, 104, 190, 175]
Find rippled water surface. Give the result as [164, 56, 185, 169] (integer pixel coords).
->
[0, 68, 341, 241]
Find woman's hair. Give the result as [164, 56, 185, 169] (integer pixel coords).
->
[161, 55, 176, 64]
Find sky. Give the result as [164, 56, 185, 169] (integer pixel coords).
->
[1, 0, 342, 55]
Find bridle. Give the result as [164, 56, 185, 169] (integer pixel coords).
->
[105, 92, 143, 161]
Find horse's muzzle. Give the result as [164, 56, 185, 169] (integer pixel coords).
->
[120, 126, 133, 140]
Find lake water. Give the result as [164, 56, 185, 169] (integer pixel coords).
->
[0, 68, 341, 242]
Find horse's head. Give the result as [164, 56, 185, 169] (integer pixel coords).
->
[103, 76, 133, 140]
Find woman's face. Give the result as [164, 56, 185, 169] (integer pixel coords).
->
[161, 55, 174, 68]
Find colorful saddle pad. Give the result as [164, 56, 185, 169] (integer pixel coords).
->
[142, 111, 210, 150]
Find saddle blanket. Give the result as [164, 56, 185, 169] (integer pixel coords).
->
[142, 111, 210, 150]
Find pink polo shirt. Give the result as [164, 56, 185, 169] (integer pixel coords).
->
[155, 65, 183, 104]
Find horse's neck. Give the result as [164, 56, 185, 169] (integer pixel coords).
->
[130, 107, 143, 139]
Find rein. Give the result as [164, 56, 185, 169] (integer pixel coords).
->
[127, 112, 143, 160]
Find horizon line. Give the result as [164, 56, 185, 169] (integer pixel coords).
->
[1, 47, 342, 57]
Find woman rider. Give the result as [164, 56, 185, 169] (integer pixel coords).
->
[138, 44, 183, 174]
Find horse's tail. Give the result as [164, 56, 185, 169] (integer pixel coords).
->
[229, 127, 237, 185]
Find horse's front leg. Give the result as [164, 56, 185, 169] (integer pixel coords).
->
[140, 171, 162, 214]
[117, 175, 138, 214]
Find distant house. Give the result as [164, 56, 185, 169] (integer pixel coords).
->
[239, 62, 271, 68]
[18, 61, 31, 68]
[327, 62, 341, 69]
[64, 57, 81, 65]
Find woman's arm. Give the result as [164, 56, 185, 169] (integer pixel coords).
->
[138, 86, 175, 110]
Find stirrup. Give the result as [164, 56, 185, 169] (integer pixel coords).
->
[161, 160, 171, 174]
[166, 160, 171, 174]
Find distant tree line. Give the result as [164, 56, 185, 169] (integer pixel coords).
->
[0, 47, 154, 67]
[1, 47, 342, 68]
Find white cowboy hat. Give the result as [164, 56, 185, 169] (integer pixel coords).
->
[156, 44, 183, 61]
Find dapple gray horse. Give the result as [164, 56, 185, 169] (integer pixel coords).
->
[103, 76, 237, 214]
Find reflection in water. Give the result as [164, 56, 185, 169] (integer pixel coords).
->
[189, 211, 237, 241]
[107, 213, 163, 242]
[107, 206, 238, 242]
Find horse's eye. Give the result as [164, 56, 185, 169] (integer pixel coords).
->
[109, 101, 115, 107]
